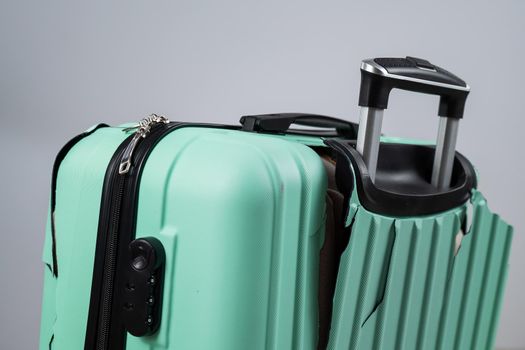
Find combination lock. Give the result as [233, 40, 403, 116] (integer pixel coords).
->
[122, 237, 166, 337]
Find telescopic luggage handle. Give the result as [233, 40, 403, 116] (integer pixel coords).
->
[356, 56, 470, 189]
[240, 113, 357, 137]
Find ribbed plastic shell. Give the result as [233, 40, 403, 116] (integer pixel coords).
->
[327, 190, 513, 350]
[40, 126, 328, 350]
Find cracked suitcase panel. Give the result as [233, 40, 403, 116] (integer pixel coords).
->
[327, 190, 513, 350]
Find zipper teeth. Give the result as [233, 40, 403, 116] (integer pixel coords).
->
[93, 122, 171, 350]
[97, 175, 125, 350]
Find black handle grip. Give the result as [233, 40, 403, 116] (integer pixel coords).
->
[240, 113, 357, 137]
[359, 57, 470, 118]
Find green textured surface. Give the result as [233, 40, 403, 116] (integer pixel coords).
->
[39, 127, 130, 350]
[269, 133, 328, 146]
[327, 189, 513, 350]
[40, 126, 327, 350]
[126, 127, 326, 349]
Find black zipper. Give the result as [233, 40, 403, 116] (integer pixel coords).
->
[85, 120, 239, 350]
[85, 120, 179, 350]
[95, 173, 125, 350]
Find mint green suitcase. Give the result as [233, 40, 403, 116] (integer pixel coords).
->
[40, 120, 330, 350]
[39, 57, 512, 350]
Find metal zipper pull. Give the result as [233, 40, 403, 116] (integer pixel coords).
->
[119, 114, 169, 175]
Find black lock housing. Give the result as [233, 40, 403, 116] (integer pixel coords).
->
[122, 237, 166, 337]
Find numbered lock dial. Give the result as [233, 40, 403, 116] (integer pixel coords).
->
[122, 237, 166, 337]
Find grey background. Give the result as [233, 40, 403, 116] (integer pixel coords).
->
[0, 1, 523, 349]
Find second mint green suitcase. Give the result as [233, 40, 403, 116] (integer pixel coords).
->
[322, 57, 513, 350]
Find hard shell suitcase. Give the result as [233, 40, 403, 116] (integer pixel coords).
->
[40, 119, 338, 350]
[324, 57, 513, 350]
[39, 57, 513, 350]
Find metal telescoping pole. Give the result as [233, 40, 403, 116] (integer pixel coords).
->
[431, 116, 460, 190]
[356, 107, 384, 183]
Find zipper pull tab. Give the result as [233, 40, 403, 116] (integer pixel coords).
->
[119, 133, 143, 174]
[119, 114, 169, 175]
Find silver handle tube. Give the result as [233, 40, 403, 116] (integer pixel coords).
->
[357, 57, 469, 190]
[356, 107, 384, 182]
[431, 117, 460, 189]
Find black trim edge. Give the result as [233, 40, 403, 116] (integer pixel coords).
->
[325, 139, 477, 216]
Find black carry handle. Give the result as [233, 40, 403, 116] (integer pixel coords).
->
[359, 56, 470, 118]
[240, 113, 357, 137]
